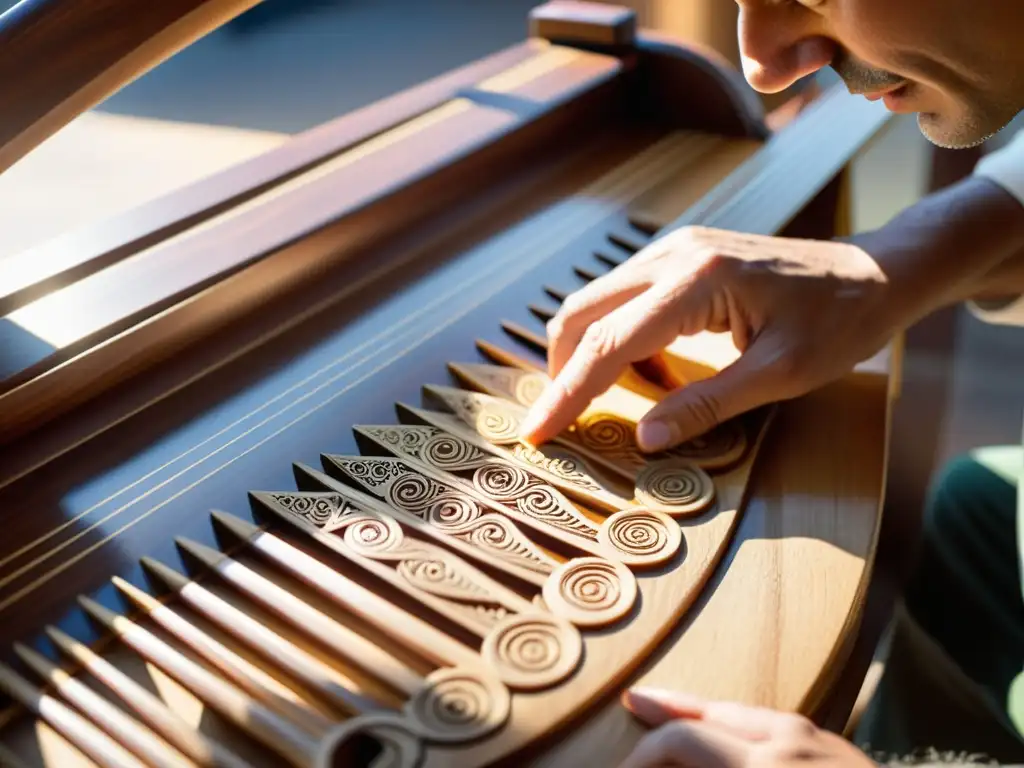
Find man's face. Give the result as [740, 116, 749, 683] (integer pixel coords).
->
[736, 0, 1024, 148]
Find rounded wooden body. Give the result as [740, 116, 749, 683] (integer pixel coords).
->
[0, 2, 894, 766]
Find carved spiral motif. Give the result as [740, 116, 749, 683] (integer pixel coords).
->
[472, 463, 532, 501]
[516, 486, 565, 521]
[542, 557, 637, 628]
[475, 404, 520, 443]
[421, 433, 483, 470]
[270, 494, 344, 528]
[405, 667, 510, 743]
[598, 508, 682, 568]
[342, 514, 404, 554]
[513, 373, 547, 407]
[340, 459, 404, 486]
[427, 494, 480, 528]
[633, 461, 716, 516]
[575, 414, 633, 455]
[480, 613, 583, 691]
[317, 713, 423, 768]
[388, 473, 440, 511]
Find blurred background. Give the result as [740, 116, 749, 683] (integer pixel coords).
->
[0, 0, 1018, 560]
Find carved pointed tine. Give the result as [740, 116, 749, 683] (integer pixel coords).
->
[474, 339, 543, 373]
[139, 557, 191, 593]
[44, 626, 257, 768]
[209, 509, 262, 545]
[174, 538, 226, 572]
[500, 320, 548, 353]
[573, 266, 599, 281]
[0, 660, 148, 768]
[15, 643, 198, 768]
[543, 285, 568, 302]
[528, 303, 555, 323]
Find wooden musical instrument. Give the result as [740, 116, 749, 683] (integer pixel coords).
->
[0, 1, 898, 765]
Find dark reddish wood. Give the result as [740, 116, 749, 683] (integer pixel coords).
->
[530, 0, 637, 48]
[634, 30, 768, 140]
[0, 0, 263, 175]
[0, 41, 542, 315]
[0, 48, 629, 446]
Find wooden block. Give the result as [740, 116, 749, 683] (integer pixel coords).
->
[529, 1, 637, 48]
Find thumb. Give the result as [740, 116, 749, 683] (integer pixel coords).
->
[635, 349, 780, 452]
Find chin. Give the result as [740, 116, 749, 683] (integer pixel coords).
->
[917, 112, 995, 150]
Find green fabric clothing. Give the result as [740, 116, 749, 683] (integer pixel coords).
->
[854, 448, 1024, 763]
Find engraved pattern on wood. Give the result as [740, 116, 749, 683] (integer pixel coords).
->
[356, 424, 681, 569]
[256, 491, 532, 638]
[405, 668, 511, 745]
[542, 557, 637, 627]
[325, 457, 557, 581]
[479, 613, 583, 692]
[422, 385, 717, 517]
[449, 362, 748, 471]
[357, 425, 600, 542]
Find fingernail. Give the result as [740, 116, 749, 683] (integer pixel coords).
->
[636, 420, 674, 452]
[622, 688, 705, 723]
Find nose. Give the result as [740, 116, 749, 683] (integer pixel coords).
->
[737, 4, 836, 93]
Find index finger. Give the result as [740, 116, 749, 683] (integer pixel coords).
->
[520, 286, 683, 444]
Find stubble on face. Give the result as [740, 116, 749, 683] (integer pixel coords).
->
[831, 47, 1021, 148]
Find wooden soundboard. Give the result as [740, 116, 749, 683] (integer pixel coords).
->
[0, 2, 897, 765]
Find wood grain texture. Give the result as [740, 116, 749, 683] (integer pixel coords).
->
[0, 0, 264, 175]
[0, 42, 627, 445]
[0, 40, 543, 314]
[0, 12, 893, 765]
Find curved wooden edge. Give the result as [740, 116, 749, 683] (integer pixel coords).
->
[0, 40, 546, 315]
[0, 0, 263, 176]
[633, 29, 768, 141]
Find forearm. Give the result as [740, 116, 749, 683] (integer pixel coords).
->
[853, 174, 1024, 326]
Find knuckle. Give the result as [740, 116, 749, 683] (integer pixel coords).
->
[545, 312, 566, 341]
[682, 392, 725, 431]
[578, 321, 620, 360]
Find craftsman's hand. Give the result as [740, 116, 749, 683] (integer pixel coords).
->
[519, 225, 905, 451]
[619, 688, 877, 768]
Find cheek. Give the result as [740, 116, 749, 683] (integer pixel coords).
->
[828, 0, 933, 75]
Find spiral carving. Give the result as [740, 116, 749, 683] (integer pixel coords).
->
[477, 404, 520, 443]
[480, 613, 583, 691]
[342, 514, 404, 554]
[575, 413, 634, 456]
[405, 667, 510, 743]
[513, 373, 547, 407]
[388, 473, 442, 513]
[428, 494, 479, 528]
[472, 463, 533, 501]
[634, 461, 716, 517]
[268, 493, 354, 531]
[421, 432, 486, 470]
[332, 457, 406, 490]
[542, 557, 637, 628]
[598, 508, 683, 568]
[510, 444, 605, 493]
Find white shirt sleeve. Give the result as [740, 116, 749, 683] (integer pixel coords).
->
[968, 128, 1024, 326]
